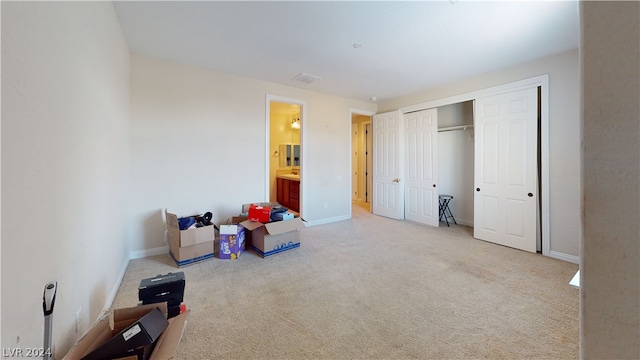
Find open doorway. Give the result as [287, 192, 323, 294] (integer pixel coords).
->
[351, 113, 373, 212]
[267, 96, 305, 217]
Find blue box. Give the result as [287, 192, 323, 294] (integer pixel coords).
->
[271, 211, 294, 222]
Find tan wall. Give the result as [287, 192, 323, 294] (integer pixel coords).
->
[129, 54, 376, 253]
[580, 1, 640, 358]
[1, 2, 131, 356]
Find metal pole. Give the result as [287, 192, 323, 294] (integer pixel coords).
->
[43, 315, 52, 360]
[42, 282, 57, 360]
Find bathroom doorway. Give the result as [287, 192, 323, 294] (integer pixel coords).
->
[266, 95, 306, 217]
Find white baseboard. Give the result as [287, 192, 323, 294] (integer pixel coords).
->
[303, 214, 351, 227]
[102, 255, 131, 313]
[99, 246, 170, 314]
[130, 245, 169, 260]
[549, 250, 580, 264]
[100, 246, 170, 317]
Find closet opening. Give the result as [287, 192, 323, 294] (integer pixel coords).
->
[435, 88, 543, 253]
[436, 101, 475, 227]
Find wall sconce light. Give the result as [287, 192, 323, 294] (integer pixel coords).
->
[291, 117, 301, 129]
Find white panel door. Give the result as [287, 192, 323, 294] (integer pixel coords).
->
[404, 108, 439, 226]
[474, 88, 538, 252]
[372, 111, 404, 220]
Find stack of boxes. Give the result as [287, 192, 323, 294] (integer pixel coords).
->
[164, 203, 306, 264]
[238, 203, 306, 258]
[138, 272, 186, 318]
[165, 210, 216, 267]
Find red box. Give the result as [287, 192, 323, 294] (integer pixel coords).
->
[248, 204, 271, 223]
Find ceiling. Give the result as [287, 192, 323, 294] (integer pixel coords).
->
[113, 1, 580, 103]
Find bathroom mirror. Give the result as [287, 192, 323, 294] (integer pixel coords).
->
[279, 144, 293, 167]
[293, 145, 300, 166]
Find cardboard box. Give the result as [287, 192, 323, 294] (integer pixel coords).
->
[238, 202, 289, 251]
[63, 303, 189, 360]
[230, 215, 247, 224]
[82, 307, 167, 360]
[218, 224, 246, 259]
[168, 241, 215, 267]
[247, 204, 271, 223]
[165, 210, 215, 247]
[165, 210, 215, 267]
[241, 217, 305, 257]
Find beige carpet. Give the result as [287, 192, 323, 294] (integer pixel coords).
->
[112, 205, 579, 359]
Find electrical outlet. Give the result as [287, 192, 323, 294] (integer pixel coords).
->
[75, 307, 82, 333]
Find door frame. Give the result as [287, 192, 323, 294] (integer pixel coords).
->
[266, 94, 308, 218]
[349, 108, 377, 218]
[398, 74, 551, 257]
[351, 115, 374, 204]
[364, 121, 373, 204]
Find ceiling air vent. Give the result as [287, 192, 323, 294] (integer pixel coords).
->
[291, 72, 322, 84]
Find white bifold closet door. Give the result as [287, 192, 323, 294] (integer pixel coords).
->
[404, 108, 439, 227]
[474, 87, 538, 253]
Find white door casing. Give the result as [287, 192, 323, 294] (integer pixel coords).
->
[266, 95, 307, 219]
[474, 87, 538, 252]
[372, 111, 404, 220]
[404, 108, 439, 226]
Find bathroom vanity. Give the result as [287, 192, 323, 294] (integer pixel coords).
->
[276, 174, 300, 212]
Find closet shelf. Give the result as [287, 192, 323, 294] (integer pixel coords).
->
[437, 125, 474, 132]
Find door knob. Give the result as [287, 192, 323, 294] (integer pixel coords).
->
[476, 188, 480, 192]
[393, 178, 400, 183]
[528, 192, 533, 197]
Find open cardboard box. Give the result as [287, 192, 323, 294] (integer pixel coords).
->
[165, 210, 215, 267]
[239, 219, 305, 258]
[63, 303, 189, 360]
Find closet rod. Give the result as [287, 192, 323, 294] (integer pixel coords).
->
[437, 125, 474, 132]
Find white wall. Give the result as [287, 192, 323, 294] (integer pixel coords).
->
[378, 49, 581, 260]
[1, 2, 130, 356]
[129, 55, 376, 253]
[581, 1, 640, 357]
